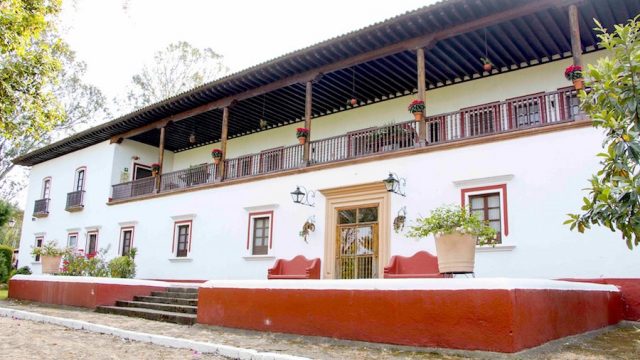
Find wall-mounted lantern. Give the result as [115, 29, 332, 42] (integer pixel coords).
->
[290, 186, 316, 207]
[382, 172, 406, 196]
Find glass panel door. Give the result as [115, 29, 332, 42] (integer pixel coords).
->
[336, 206, 378, 279]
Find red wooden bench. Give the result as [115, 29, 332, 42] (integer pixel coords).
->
[267, 255, 321, 279]
[383, 251, 444, 278]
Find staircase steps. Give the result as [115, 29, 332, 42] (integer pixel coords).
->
[96, 286, 199, 325]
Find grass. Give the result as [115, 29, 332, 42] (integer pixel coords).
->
[0, 289, 7, 300]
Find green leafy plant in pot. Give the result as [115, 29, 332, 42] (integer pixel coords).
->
[408, 205, 496, 273]
[31, 240, 68, 274]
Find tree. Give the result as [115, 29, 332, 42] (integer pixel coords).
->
[566, 17, 640, 249]
[0, 200, 14, 228]
[117, 41, 229, 112]
[0, 0, 67, 140]
[0, 49, 109, 200]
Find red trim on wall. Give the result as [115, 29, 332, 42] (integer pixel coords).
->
[246, 211, 274, 250]
[86, 230, 99, 255]
[561, 278, 640, 321]
[41, 176, 52, 198]
[172, 220, 193, 255]
[461, 183, 509, 236]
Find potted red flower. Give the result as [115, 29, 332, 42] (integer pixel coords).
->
[151, 163, 160, 176]
[407, 99, 425, 121]
[211, 148, 223, 165]
[296, 128, 309, 144]
[564, 64, 584, 90]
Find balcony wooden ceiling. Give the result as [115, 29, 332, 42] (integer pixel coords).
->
[15, 0, 640, 165]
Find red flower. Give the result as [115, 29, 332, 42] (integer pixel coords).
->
[564, 65, 583, 81]
[211, 149, 223, 158]
[296, 128, 309, 133]
[86, 253, 96, 259]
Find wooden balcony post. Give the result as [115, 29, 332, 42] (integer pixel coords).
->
[156, 125, 166, 192]
[568, 4, 582, 68]
[417, 48, 427, 145]
[219, 106, 229, 180]
[303, 80, 312, 165]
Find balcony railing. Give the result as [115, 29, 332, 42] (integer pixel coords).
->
[33, 198, 50, 217]
[111, 88, 582, 202]
[65, 190, 85, 211]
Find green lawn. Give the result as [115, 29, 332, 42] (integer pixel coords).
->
[0, 289, 7, 300]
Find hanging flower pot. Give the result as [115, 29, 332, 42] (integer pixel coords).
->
[211, 148, 223, 165]
[296, 127, 309, 144]
[480, 57, 493, 72]
[407, 99, 425, 122]
[348, 98, 357, 106]
[564, 64, 584, 90]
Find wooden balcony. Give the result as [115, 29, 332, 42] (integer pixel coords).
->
[33, 198, 50, 217]
[65, 190, 85, 212]
[110, 88, 583, 202]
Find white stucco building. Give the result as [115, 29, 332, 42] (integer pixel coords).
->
[14, 0, 640, 281]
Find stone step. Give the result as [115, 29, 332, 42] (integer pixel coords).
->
[115, 300, 198, 315]
[133, 295, 198, 306]
[150, 291, 198, 299]
[166, 287, 199, 294]
[96, 306, 197, 325]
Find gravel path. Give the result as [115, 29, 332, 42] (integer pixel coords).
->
[0, 316, 224, 360]
[1, 299, 639, 359]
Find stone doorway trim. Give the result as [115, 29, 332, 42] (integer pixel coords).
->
[320, 182, 390, 279]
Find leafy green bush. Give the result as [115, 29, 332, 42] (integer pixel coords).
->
[108, 248, 136, 278]
[0, 245, 12, 282]
[15, 266, 31, 275]
[408, 205, 497, 245]
[60, 248, 109, 277]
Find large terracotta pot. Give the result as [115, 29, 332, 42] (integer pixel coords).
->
[434, 232, 476, 273]
[413, 112, 424, 121]
[41, 255, 62, 274]
[573, 78, 584, 90]
[483, 63, 492, 72]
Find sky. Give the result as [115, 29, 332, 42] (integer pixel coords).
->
[60, 0, 436, 101]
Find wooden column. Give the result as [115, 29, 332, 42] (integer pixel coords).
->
[568, 4, 582, 68]
[219, 106, 229, 180]
[416, 48, 427, 145]
[303, 80, 312, 165]
[156, 126, 166, 192]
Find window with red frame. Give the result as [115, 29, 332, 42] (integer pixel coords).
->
[175, 224, 190, 257]
[34, 237, 43, 262]
[120, 228, 134, 256]
[86, 231, 98, 255]
[469, 193, 502, 243]
[252, 217, 270, 255]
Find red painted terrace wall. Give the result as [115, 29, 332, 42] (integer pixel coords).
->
[197, 280, 623, 353]
[562, 278, 640, 321]
[8, 276, 167, 309]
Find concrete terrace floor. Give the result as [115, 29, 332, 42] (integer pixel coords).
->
[1, 299, 639, 359]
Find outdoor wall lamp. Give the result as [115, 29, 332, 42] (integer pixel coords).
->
[382, 172, 406, 196]
[290, 186, 316, 207]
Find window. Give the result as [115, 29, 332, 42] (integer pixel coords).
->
[67, 232, 78, 249]
[75, 167, 86, 191]
[86, 231, 98, 255]
[469, 193, 502, 243]
[34, 237, 43, 262]
[120, 227, 134, 256]
[247, 211, 273, 255]
[42, 178, 52, 199]
[133, 163, 153, 180]
[173, 221, 192, 258]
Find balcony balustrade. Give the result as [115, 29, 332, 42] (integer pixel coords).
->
[33, 198, 50, 217]
[65, 190, 85, 211]
[111, 88, 582, 202]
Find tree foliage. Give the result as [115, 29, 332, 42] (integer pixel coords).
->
[0, 200, 14, 228]
[0, 49, 109, 200]
[0, 0, 67, 140]
[118, 41, 228, 112]
[566, 17, 640, 249]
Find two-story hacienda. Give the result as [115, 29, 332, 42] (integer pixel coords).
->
[14, 0, 640, 281]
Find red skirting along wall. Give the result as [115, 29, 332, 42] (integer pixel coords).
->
[8, 275, 168, 309]
[197, 279, 623, 353]
[561, 278, 640, 321]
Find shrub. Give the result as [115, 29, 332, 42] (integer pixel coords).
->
[408, 205, 497, 245]
[108, 248, 136, 278]
[60, 248, 109, 277]
[0, 245, 12, 282]
[15, 266, 31, 275]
